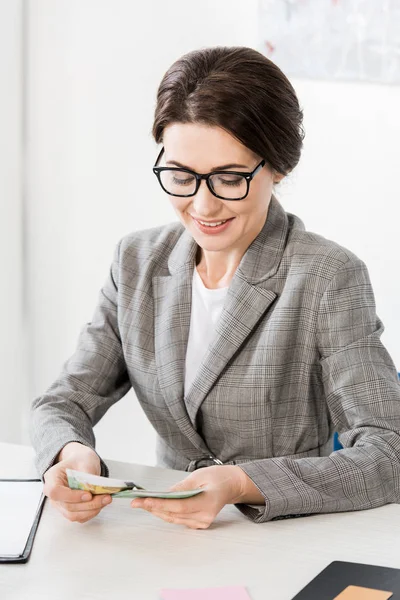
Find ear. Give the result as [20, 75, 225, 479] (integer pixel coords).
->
[273, 172, 285, 184]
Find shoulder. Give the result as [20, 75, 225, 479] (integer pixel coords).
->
[116, 221, 185, 273]
[284, 211, 367, 282]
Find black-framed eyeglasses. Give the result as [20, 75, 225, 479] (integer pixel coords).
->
[153, 147, 266, 201]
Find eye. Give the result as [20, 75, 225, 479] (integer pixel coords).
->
[215, 175, 244, 187]
[172, 174, 195, 186]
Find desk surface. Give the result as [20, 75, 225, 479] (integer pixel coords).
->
[1, 441, 400, 600]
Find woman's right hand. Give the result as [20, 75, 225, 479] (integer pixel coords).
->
[43, 441, 112, 523]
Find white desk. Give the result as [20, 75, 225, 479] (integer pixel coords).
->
[1, 441, 400, 600]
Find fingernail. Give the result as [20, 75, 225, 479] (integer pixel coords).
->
[102, 496, 111, 505]
[81, 493, 91, 501]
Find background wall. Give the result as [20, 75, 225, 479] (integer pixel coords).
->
[5, 1, 400, 466]
[24, 0, 259, 465]
[0, 0, 26, 443]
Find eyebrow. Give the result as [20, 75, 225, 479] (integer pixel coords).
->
[166, 159, 250, 171]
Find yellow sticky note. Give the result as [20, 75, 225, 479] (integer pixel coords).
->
[334, 585, 393, 600]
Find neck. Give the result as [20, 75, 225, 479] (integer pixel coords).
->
[196, 212, 266, 289]
[196, 247, 242, 289]
[196, 219, 266, 289]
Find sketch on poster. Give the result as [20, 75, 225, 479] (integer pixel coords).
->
[259, 0, 400, 84]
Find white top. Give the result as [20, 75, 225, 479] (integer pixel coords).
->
[184, 267, 229, 395]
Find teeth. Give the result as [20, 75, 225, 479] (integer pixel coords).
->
[198, 219, 227, 227]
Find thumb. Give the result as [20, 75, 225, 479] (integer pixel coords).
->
[43, 462, 91, 503]
[168, 474, 208, 493]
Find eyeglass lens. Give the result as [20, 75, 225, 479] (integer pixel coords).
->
[159, 170, 248, 199]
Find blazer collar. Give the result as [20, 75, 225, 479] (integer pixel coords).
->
[167, 194, 289, 282]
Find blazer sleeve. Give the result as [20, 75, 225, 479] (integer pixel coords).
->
[236, 256, 400, 522]
[29, 239, 131, 480]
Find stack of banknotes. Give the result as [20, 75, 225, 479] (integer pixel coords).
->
[66, 469, 204, 499]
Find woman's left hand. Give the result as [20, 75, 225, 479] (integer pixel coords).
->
[130, 465, 251, 529]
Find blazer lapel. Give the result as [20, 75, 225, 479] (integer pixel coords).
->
[153, 195, 289, 445]
[184, 195, 290, 425]
[184, 277, 277, 424]
[152, 230, 212, 455]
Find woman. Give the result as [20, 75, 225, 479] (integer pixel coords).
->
[30, 46, 400, 528]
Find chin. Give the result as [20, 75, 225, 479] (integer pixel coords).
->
[196, 237, 235, 252]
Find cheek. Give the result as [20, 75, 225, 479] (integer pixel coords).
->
[236, 191, 271, 221]
[169, 198, 191, 216]
[247, 179, 274, 214]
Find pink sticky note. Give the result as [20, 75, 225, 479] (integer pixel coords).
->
[160, 586, 251, 600]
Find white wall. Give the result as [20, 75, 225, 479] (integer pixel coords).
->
[25, 1, 400, 465]
[25, 0, 259, 464]
[283, 78, 400, 363]
[0, 0, 26, 443]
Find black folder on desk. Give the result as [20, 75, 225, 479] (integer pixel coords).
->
[292, 561, 400, 599]
[0, 478, 45, 564]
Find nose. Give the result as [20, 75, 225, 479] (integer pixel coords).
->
[192, 179, 223, 217]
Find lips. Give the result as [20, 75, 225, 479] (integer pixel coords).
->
[198, 219, 229, 227]
[191, 216, 235, 235]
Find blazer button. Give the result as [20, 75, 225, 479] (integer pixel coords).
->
[186, 456, 224, 471]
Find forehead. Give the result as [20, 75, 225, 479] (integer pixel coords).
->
[162, 123, 255, 168]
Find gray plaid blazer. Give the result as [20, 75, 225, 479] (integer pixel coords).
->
[30, 195, 400, 522]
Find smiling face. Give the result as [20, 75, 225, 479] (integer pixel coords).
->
[161, 123, 283, 260]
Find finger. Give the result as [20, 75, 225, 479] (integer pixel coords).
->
[56, 503, 103, 523]
[131, 496, 202, 515]
[149, 510, 212, 530]
[168, 481, 200, 492]
[50, 499, 102, 523]
[58, 495, 112, 513]
[168, 480, 208, 494]
[131, 500, 201, 519]
[44, 482, 94, 504]
[134, 502, 211, 527]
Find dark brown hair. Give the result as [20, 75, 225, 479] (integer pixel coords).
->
[152, 46, 305, 176]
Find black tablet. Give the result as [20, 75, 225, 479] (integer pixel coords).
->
[292, 561, 400, 599]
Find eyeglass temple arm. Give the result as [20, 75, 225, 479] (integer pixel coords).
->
[154, 146, 165, 167]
